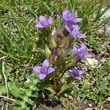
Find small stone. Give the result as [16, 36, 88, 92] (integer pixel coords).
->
[85, 108, 93, 110]
[86, 58, 99, 68]
[89, 103, 92, 107]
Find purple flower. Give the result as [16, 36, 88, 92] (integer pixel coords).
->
[35, 15, 53, 28]
[57, 10, 82, 26]
[53, 49, 69, 60]
[53, 49, 59, 61]
[33, 59, 55, 80]
[71, 43, 94, 61]
[69, 67, 84, 80]
[65, 25, 86, 38]
[65, 49, 69, 56]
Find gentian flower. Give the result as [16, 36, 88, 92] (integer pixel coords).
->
[53, 49, 69, 60]
[69, 67, 84, 80]
[53, 49, 59, 61]
[71, 43, 94, 61]
[65, 25, 86, 38]
[33, 59, 55, 80]
[35, 15, 53, 28]
[65, 49, 69, 56]
[57, 10, 82, 26]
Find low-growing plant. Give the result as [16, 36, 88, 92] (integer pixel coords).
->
[32, 10, 94, 96]
[0, 0, 110, 109]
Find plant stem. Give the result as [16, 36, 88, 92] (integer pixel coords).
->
[60, 69, 66, 79]
[53, 71, 57, 90]
[53, 63, 57, 90]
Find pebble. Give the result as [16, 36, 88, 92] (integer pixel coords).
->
[86, 58, 100, 68]
[85, 108, 94, 110]
[99, 8, 110, 33]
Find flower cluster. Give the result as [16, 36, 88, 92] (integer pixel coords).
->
[58, 10, 86, 38]
[33, 10, 94, 81]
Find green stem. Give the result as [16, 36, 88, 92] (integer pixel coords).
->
[53, 71, 57, 90]
[53, 64, 57, 90]
[60, 69, 66, 79]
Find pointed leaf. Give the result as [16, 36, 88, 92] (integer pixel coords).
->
[58, 84, 73, 95]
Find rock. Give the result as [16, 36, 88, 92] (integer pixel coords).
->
[85, 108, 94, 110]
[86, 58, 100, 68]
[98, 8, 110, 33]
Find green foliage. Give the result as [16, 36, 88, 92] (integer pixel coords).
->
[0, 84, 6, 95]
[9, 77, 40, 110]
[0, 0, 110, 109]
[58, 84, 73, 95]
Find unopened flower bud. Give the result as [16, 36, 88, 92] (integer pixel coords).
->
[45, 45, 51, 57]
[58, 49, 65, 58]
[50, 37, 57, 49]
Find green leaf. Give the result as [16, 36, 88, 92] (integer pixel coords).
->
[58, 84, 73, 95]
[44, 84, 56, 94]
[14, 101, 29, 110]
[9, 82, 23, 97]
[0, 84, 6, 95]
[22, 96, 34, 105]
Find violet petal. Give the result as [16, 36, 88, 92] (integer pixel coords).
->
[47, 17, 53, 24]
[64, 25, 71, 33]
[65, 49, 69, 56]
[35, 24, 44, 28]
[63, 10, 71, 20]
[42, 59, 49, 68]
[39, 73, 46, 80]
[57, 11, 63, 18]
[84, 54, 94, 58]
[69, 72, 74, 77]
[47, 68, 55, 74]
[78, 70, 84, 75]
[33, 66, 42, 73]
[71, 45, 77, 53]
[39, 15, 46, 24]
[76, 76, 81, 80]
[77, 33, 86, 38]
[72, 18, 82, 23]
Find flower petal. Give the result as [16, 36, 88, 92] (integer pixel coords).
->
[72, 18, 82, 23]
[57, 11, 63, 18]
[35, 24, 44, 28]
[65, 49, 69, 56]
[47, 68, 55, 74]
[47, 17, 53, 24]
[63, 10, 72, 20]
[55, 55, 58, 60]
[78, 70, 84, 75]
[71, 45, 77, 53]
[69, 72, 74, 77]
[39, 15, 46, 24]
[64, 25, 71, 33]
[84, 54, 94, 58]
[39, 73, 46, 80]
[76, 76, 82, 80]
[72, 24, 80, 33]
[80, 57, 85, 61]
[66, 20, 75, 25]
[79, 43, 86, 48]
[42, 59, 49, 68]
[74, 66, 77, 70]
[33, 66, 42, 73]
[77, 33, 86, 38]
